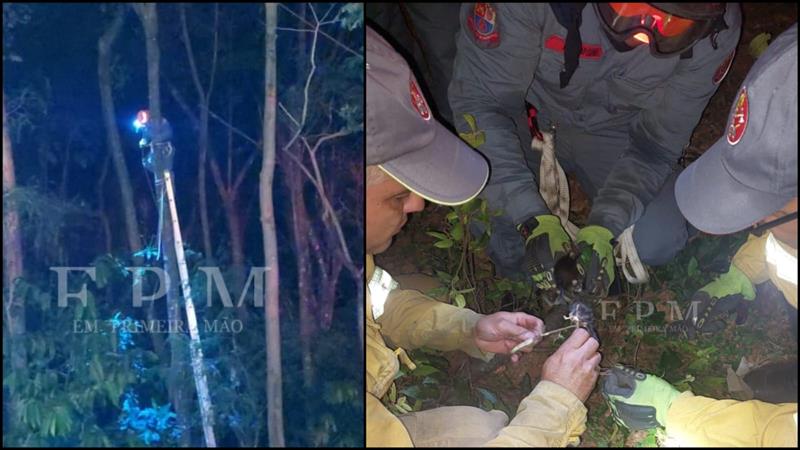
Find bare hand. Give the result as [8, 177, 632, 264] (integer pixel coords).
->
[541, 328, 601, 402]
[474, 312, 545, 363]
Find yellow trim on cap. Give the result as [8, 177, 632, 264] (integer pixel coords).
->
[377, 165, 488, 206]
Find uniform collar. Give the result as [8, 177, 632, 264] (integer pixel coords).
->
[766, 232, 797, 286]
[366, 253, 375, 281]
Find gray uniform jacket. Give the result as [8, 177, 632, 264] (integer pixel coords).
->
[449, 3, 741, 236]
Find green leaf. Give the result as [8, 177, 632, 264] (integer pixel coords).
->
[495, 279, 512, 291]
[48, 415, 57, 437]
[473, 233, 490, 251]
[399, 385, 421, 399]
[657, 349, 682, 376]
[446, 211, 459, 223]
[636, 428, 659, 447]
[31, 401, 42, 429]
[462, 198, 481, 214]
[641, 332, 661, 346]
[687, 257, 699, 278]
[396, 396, 413, 413]
[434, 239, 454, 249]
[427, 286, 449, 299]
[749, 32, 771, 58]
[454, 293, 466, 308]
[697, 376, 727, 392]
[451, 221, 464, 241]
[426, 231, 448, 241]
[411, 364, 440, 377]
[19, 399, 29, 427]
[686, 357, 710, 373]
[435, 271, 453, 283]
[90, 356, 104, 381]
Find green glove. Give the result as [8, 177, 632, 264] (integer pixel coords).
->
[682, 264, 756, 338]
[518, 215, 572, 291]
[602, 365, 680, 430]
[576, 225, 615, 297]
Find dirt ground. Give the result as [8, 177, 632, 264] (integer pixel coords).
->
[375, 5, 797, 447]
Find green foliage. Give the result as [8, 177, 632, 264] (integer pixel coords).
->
[2, 3, 32, 61]
[426, 198, 501, 312]
[3, 185, 94, 266]
[406, 215, 793, 447]
[3, 271, 136, 446]
[3, 84, 50, 142]
[337, 3, 363, 31]
[584, 400, 625, 447]
[2, 249, 261, 446]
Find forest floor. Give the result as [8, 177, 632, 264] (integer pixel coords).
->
[375, 5, 797, 447]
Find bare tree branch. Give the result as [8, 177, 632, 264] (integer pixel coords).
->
[277, 102, 300, 128]
[276, 26, 313, 33]
[277, 3, 361, 59]
[300, 133, 356, 270]
[179, 4, 205, 100]
[207, 3, 219, 102]
[208, 157, 228, 202]
[167, 81, 199, 128]
[319, 3, 336, 23]
[201, 104, 260, 148]
[283, 4, 319, 153]
[233, 151, 258, 193]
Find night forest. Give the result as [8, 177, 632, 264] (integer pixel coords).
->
[3, 3, 363, 447]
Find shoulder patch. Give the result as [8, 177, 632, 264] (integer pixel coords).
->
[713, 50, 736, 85]
[466, 3, 500, 48]
[727, 87, 748, 145]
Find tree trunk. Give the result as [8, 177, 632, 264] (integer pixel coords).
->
[285, 149, 315, 394]
[261, 3, 284, 446]
[179, 3, 217, 263]
[289, 5, 317, 439]
[3, 93, 27, 374]
[3, 90, 26, 445]
[198, 108, 213, 261]
[222, 192, 246, 312]
[98, 6, 166, 358]
[221, 97, 247, 320]
[96, 154, 113, 254]
[133, 4, 193, 446]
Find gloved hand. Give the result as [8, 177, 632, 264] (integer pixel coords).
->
[682, 264, 756, 338]
[576, 225, 615, 297]
[602, 365, 680, 430]
[518, 215, 572, 291]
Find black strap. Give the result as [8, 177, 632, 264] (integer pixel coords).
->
[750, 212, 798, 235]
[550, 3, 586, 89]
